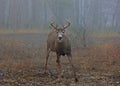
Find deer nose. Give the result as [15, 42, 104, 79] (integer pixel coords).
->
[58, 36, 62, 40]
[58, 33, 62, 40]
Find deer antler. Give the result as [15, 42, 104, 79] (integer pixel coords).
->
[63, 20, 71, 29]
[50, 20, 58, 29]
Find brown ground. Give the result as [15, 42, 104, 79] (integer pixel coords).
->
[0, 37, 120, 86]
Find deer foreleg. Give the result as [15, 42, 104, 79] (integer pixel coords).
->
[56, 55, 61, 70]
[67, 54, 78, 82]
[44, 49, 50, 72]
[56, 54, 64, 81]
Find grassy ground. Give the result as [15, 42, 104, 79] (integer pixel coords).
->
[0, 33, 120, 86]
[0, 29, 49, 34]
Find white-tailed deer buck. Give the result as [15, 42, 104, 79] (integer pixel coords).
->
[44, 20, 78, 82]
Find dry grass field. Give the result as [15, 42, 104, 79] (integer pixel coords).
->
[0, 32, 120, 86]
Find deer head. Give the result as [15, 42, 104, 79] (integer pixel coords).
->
[50, 20, 71, 42]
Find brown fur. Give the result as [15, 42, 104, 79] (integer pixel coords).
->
[47, 30, 71, 56]
[44, 21, 78, 82]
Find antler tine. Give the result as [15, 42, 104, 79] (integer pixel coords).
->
[50, 20, 58, 29]
[63, 19, 71, 29]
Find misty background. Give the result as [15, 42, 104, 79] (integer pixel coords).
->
[0, 0, 120, 47]
[0, 0, 120, 29]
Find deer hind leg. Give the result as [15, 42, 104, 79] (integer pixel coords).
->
[44, 49, 50, 72]
[67, 54, 78, 82]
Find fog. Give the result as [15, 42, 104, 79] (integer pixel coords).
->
[0, 0, 120, 47]
[0, 0, 119, 29]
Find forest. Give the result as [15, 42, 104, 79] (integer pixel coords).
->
[0, 0, 120, 86]
[0, 0, 120, 31]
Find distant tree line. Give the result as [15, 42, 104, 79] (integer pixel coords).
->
[0, 0, 120, 31]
